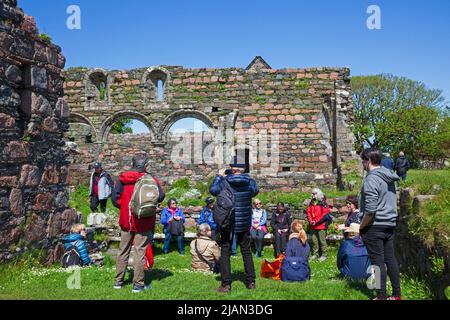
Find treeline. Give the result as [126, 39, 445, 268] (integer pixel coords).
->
[351, 74, 450, 167]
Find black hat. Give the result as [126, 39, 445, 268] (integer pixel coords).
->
[205, 197, 215, 205]
[94, 162, 102, 169]
[229, 156, 246, 169]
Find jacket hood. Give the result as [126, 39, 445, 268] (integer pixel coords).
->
[119, 171, 145, 185]
[289, 233, 300, 241]
[348, 236, 365, 247]
[226, 173, 251, 187]
[64, 233, 83, 243]
[370, 166, 399, 183]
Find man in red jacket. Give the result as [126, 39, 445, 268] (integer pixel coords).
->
[111, 154, 165, 293]
[306, 188, 330, 262]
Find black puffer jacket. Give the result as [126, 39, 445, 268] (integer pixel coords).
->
[395, 156, 410, 175]
[210, 173, 259, 233]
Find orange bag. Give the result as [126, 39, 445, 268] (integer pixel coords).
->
[260, 254, 285, 280]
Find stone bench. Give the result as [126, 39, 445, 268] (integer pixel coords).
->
[109, 232, 343, 243]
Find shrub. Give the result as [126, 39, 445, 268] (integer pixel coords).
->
[39, 33, 52, 44]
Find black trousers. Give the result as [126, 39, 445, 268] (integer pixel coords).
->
[219, 230, 256, 287]
[361, 225, 401, 298]
[273, 231, 289, 256]
[90, 196, 107, 212]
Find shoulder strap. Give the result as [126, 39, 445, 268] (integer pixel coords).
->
[195, 239, 211, 266]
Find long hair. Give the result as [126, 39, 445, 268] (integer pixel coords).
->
[291, 220, 307, 245]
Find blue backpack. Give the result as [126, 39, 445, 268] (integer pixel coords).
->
[281, 256, 310, 282]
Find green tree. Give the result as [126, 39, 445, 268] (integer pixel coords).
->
[377, 106, 450, 166]
[110, 119, 133, 134]
[351, 74, 447, 153]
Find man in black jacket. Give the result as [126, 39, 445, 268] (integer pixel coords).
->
[394, 151, 410, 182]
[210, 156, 259, 293]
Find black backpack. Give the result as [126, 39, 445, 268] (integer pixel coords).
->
[212, 178, 235, 231]
[62, 243, 82, 268]
[167, 219, 185, 237]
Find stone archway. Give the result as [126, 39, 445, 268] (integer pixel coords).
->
[67, 113, 98, 144]
[159, 109, 216, 142]
[100, 110, 156, 143]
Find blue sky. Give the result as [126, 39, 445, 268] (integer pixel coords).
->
[19, 0, 450, 132]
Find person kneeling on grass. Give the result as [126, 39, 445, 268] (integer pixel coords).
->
[281, 220, 310, 282]
[337, 223, 371, 281]
[190, 223, 221, 273]
[62, 224, 91, 267]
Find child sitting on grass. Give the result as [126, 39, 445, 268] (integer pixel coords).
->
[62, 224, 91, 267]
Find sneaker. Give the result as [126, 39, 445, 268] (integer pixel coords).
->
[372, 296, 387, 300]
[217, 285, 231, 293]
[113, 282, 122, 289]
[318, 256, 327, 262]
[132, 284, 150, 293]
[388, 296, 402, 300]
[246, 282, 256, 290]
[310, 255, 317, 261]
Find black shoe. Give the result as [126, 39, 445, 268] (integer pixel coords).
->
[246, 282, 256, 290]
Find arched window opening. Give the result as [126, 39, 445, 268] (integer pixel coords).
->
[168, 117, 209, 134]
[109, 119, 150, 135]
[157, 80, 164, 101]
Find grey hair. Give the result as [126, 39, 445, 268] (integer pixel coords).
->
[197, 223, 211, 237]
[311, 188, 324, 201]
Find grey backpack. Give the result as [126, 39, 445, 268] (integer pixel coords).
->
[129, 174, 160, 219]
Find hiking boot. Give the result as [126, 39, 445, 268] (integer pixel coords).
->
[217, 285, 231, 293]
[318, 256, 327, 262]
[388, 296, 402, 300]
[132, 284, 150, 293]
[246, 282, 256, 290]
[113, 282, 122, 289]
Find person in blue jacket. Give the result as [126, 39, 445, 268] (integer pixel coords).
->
[199, 197, 218, 241]
[63, 224, 91, 266]
[282, 220, 310, 282]
[161, 198, 186, 255]
[337, 223, 371, 281]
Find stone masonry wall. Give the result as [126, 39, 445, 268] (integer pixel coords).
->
[0, 0, 78, 262]
[65, 57, 356, 190]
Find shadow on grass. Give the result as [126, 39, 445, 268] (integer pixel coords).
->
[214, 271, 251, 286]
[331, 272, 373, 299]
[123, 269, 174, 286]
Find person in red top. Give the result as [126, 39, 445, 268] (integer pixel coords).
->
[306, 188, 330, 262]
[111, 154, 165, 293]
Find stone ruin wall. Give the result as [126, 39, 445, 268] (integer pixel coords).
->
[0, 0, 78, 262]
[65, 58, 356, 191]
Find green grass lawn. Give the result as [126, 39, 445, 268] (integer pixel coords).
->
[0, 244, 432, 300]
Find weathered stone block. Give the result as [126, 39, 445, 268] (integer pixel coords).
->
[9, 188, 23, 216]
[0, 113, 15, 128]
[23, 65, 48, 89]
[19, 164, 41, 187]
[24, 214, 46, 243]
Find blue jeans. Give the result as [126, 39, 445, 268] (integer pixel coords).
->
[163, 228, 184, 254]
[231, 232, 237, 255]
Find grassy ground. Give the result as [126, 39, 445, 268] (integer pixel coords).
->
[0, 244, 432, 300]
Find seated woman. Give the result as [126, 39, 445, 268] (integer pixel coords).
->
[281, 220, 310, 282]
[161, 198, 186, 255]
[250, 198, 268, 258]
[337, 223, 371, 281]
[271, 203, 292, 257]
[190, 223, 221, 273]
[198, 197, 218, 240]
[63, 224, 91, 267]
[337, 195, 361, 236]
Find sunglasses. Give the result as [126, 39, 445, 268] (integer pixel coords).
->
[255, 203, 261, 205]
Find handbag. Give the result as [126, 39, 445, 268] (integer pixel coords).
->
[260, 254, 285, 280]
[167, 219, 184, 236]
